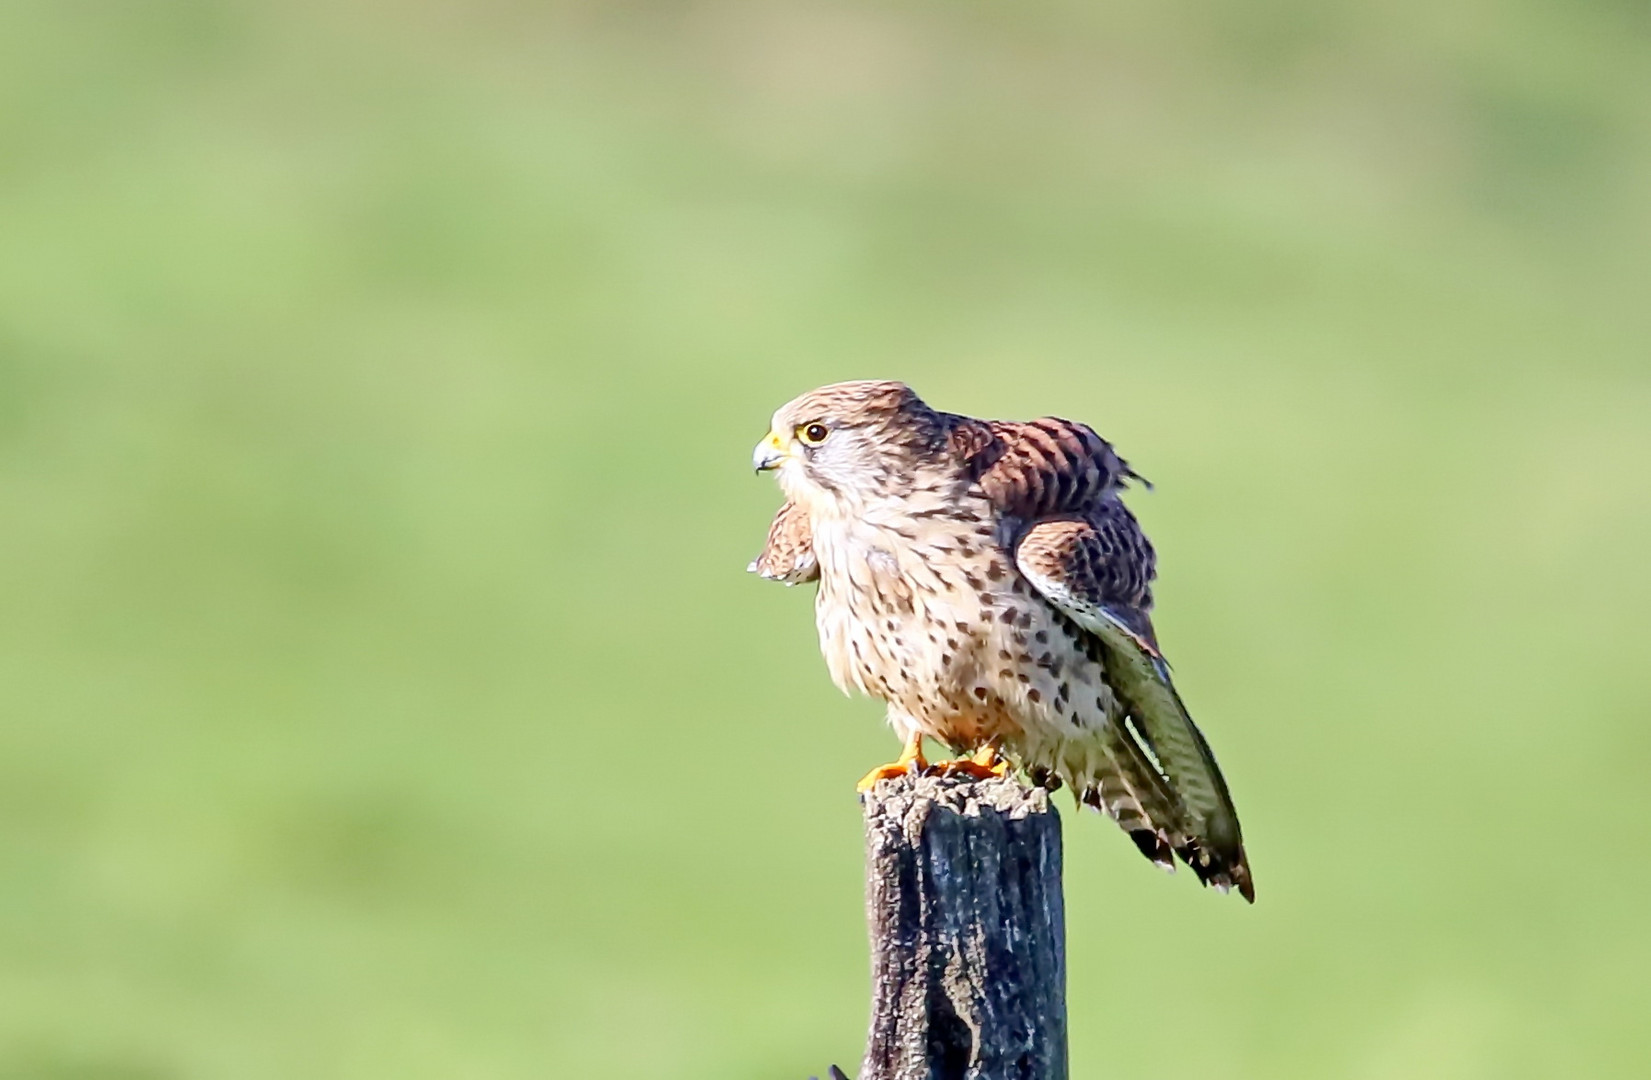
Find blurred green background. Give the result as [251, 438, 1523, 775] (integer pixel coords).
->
[2, 1, 1649, 1077]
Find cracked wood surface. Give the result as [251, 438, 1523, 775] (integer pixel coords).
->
[857, 773, 1068, 1080]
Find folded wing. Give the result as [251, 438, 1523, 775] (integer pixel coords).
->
[1015, 506, 1254, 902]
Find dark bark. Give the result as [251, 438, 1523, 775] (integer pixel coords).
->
[855, 773, 1068, 1080]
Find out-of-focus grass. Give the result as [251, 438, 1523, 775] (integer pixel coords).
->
[1, 1, 1648, 1077]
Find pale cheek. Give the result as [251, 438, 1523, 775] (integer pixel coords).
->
[776, 457, 815, 500]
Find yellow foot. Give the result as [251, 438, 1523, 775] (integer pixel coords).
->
[934, 744, 1011, 781]
[855, 738, 928, 793]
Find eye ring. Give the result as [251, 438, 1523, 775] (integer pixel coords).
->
[798, 422, 830, 446]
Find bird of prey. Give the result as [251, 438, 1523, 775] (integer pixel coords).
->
[750, 380, 1253, 901]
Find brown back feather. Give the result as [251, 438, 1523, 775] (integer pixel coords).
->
[957, 417, 1143, 522]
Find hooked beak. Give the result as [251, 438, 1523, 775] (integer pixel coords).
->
[753, 430, 788, 473]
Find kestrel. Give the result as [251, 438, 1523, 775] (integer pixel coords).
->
[750, 380, 1253, 901]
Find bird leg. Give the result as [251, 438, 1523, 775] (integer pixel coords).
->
[855, 732, 928, 792]
[934, 743, 1011, 781]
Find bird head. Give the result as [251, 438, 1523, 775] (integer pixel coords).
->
[753, 380, 949, 511]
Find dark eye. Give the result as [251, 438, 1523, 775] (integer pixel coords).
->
[798, 422, 830, 446]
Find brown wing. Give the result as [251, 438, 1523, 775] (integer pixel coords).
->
[957, 415, 1147, 522]
[963, 417, 1251, 900]
[961, 414, 1161, 651]
[748, 498, 818, 585]
[1016, 509, 1253, 902]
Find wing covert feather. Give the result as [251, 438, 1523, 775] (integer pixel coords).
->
[960, 416, 1147, 521]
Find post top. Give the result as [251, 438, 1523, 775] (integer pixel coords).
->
[860, 772, 1053, 824]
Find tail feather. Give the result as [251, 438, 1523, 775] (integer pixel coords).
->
[1074, 715, 1254, 903]
[1079, 739, 1176, 872]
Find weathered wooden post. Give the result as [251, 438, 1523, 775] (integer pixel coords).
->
[850, 771, 1068, 1080]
